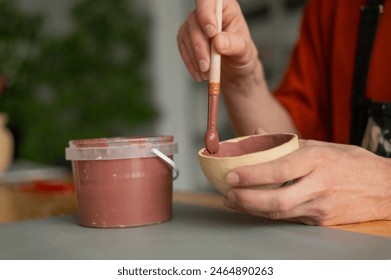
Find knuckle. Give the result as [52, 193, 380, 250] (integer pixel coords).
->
[245, 169, 259, 185]
[237, 36, 247, 52]
[272, 197, 291, 213]
[311, 203, 332, 225]
[347, 145, 367, 158]
[305, 145, 323, 158]
[187, 11, 197, 24]
[185, 12, 198, 35]
[304, 146, 331, 165]
[274, 161, 292, 182]
[302, 139, 318, 147]
[192, 43, 203, 56]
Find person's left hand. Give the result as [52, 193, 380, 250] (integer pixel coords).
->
[223, 138, 391, 225]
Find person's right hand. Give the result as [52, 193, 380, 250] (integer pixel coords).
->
[177, 0, 261, 85]
[177, 0, 296, 136]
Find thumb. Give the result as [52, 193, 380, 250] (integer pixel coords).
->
[213, 32, 255, 68]
[214, 32, 246, 56]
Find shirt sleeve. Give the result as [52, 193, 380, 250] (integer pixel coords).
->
[273, 0, 332, 141]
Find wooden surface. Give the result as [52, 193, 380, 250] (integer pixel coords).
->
[1, 182, 390, 238]
[0, 183, 76, 223]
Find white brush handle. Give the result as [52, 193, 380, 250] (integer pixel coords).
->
[209, 0, 223, 84]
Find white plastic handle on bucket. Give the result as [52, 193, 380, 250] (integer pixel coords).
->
[151, 148, 179, 180]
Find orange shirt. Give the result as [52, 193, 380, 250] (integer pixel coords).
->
[274, 0, 391, 144]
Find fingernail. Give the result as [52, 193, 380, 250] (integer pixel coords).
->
[218, 34, 229, 51]
[226, 172, 239, 185]
[223, 191, 236, 208]
[198, 59, 209, 72]
[205, 24, 216, 37]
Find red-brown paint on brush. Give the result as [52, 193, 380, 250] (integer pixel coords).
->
[205, 0, 222, 154]
[205, 83, 220, 154]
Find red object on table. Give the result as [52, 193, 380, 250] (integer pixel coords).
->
[18, 180, 74, 194]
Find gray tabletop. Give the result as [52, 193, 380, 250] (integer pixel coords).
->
[1, 203, 390, 260]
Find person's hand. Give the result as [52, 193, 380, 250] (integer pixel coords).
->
[177, 0, 260, 85]
[177, 1, 296, 136]
[223, 138, 391, 225]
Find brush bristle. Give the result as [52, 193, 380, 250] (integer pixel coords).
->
[205, 130, 219, 154]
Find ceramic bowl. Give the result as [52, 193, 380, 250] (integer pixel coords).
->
[198, 133, 299, 194]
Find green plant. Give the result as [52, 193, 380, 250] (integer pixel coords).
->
[0, 0, 156, 165]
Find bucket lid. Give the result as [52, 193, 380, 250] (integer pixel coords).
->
[65, 136, 177, 161]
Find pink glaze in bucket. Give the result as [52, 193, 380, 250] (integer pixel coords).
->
[65, 136, 178, 228]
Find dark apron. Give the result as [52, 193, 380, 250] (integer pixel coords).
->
[350, 0, 391, 157]
[361, 103, 391, 157]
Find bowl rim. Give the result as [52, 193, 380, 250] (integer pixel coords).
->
[198, 133, 298, 159]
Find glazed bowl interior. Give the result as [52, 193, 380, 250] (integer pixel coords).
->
[198, 133, 299, 194]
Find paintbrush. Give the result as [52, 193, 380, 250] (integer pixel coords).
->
[204, 0, 223, 154]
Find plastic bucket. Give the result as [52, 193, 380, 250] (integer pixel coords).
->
[65, 136, 178, 228]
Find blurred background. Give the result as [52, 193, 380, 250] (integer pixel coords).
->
[0, 0, 306, 192]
